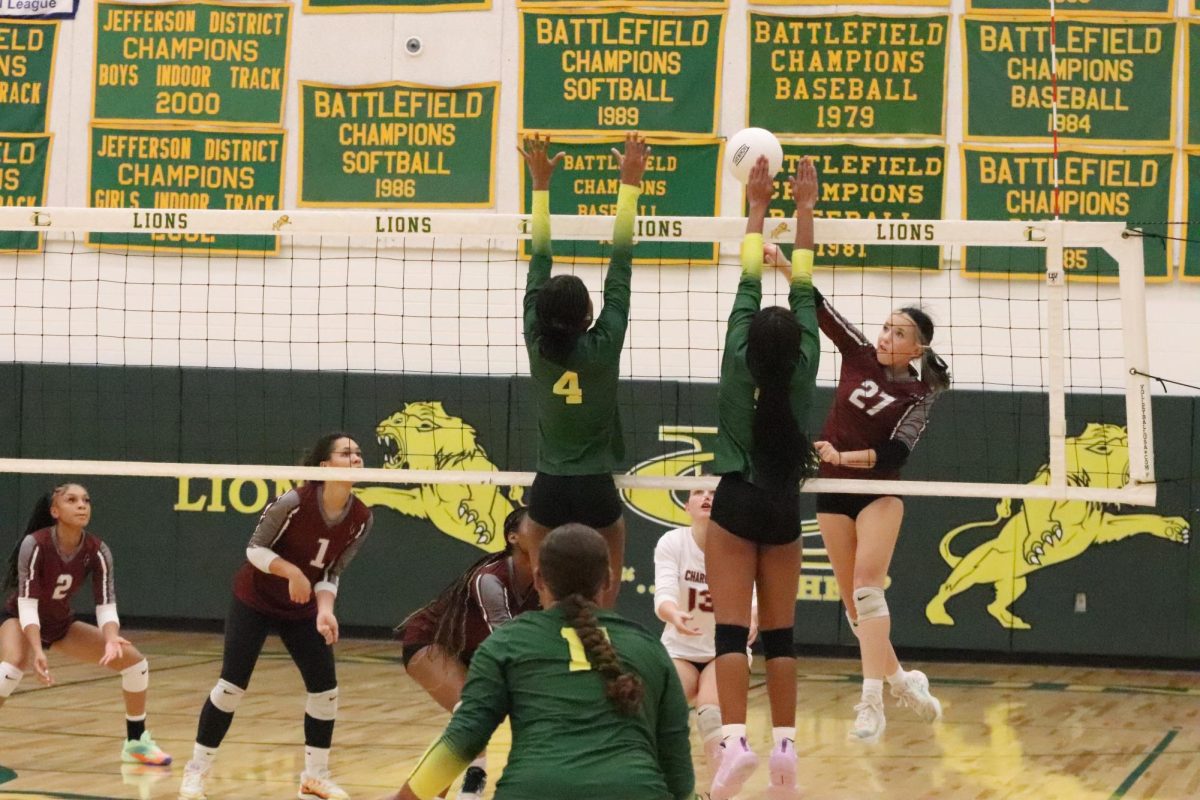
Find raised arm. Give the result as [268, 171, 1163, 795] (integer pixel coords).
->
[787, 158, 820, 375]
[520, 133, 564, 340]
[727, 156, 776, 345]
[592, 131, 647, 354]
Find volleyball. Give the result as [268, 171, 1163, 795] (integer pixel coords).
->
[726, 127, 783, 183]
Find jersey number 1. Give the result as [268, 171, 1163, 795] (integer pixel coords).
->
[310, 538, 331, 569]
[553, 371, 583, 405]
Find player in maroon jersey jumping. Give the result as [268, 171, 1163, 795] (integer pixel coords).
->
[396, 506, 539, 800]
[179, 433, 373, 800]
[802, 276, 951, 744]
[0, 482, 173, 766]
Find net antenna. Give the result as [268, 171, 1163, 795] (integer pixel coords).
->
[0, 207, 1156, 506]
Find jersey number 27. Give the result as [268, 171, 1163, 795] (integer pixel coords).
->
[849, 380, 895, 416]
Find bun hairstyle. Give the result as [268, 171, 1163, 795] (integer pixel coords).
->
[897, 306, 951, 394]
[535, 275, 591, 366]
[540, 523, 644, 716]
[746, 307, 818, 493]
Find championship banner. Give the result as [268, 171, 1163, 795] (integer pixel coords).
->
[1189, 22, 1199, 146]
[748, 13, 948, 138]
[0, 19, 58, 132]
[93, 0, 291, 126]
[299, 81, 498, 208]
[304, 0, 487, 12]
[518, 136, 721, 264]
[968, 0, 1173, 14]
[87, 124, 285, 254]
[748, 143, 945, 271]
[0, 133, 50, 252]
[755, 0, 946, 5]
[963, 16, 1178, 145]
[1183, 152, 1200, 281]
[520, 10, 725, 136]
[519, 0, 722, 7]
[0, 0, 76, 18]
[961, 146, 1174, 281]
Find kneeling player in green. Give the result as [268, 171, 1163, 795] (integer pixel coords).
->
[390, 524, 695, 800]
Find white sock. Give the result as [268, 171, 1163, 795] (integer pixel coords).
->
[304, 746, 330, 775]
[469, 755, 486, 770]
[862, 678, 884, 702]
[721, 723, 747, 743]
[886, 668, 908, 688]
[191, 743, 218, 766]
[772, 726, 796, 746]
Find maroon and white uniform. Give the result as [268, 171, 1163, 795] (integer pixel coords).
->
[402, 555, 540, 664]
[817, 292, 935, 481]
[234, 482, 373, 621]
[4, 527, 117, 645]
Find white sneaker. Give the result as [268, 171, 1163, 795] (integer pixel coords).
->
[178, 760, 211, 800]
[299, 770, 350, 800]
[848, 698, 886, 744]
[892, 669, 943, 723]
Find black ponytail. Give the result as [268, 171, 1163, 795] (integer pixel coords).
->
[534, 275, 591, 366]
[746, 307, 817, 493]
[898, 306, 951, 395]
[3, 490, 60, 594]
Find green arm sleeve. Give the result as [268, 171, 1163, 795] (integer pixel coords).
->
[404, 739, 471, 800]
[523, 190, 553, 341]
[726, 233, 764, 349]
[656, 657, 697, 800]
[439, 640, 510, 770]
[591, 183, 641, 355]
[788, 248, 820, 375]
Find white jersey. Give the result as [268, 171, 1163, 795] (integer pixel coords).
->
[656, 526, 751, 662]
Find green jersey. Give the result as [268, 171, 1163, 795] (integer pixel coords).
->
[440, 606, 694, 800]
[713, 234, 820, 485]
[524, 185, 640, 475]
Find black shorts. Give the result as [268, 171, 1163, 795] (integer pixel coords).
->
[816, 492, 897, 520]
[710, 473, 801, 546]
[527, 472, 623, 529]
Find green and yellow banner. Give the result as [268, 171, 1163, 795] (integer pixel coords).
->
[961, 146, 1173, 281]
[305, 0, 487, 11]
[519, 0, 723, 6]
[93, 0, 291, 126]
[1188, 22, 1200, 146]
[1183, 152, 1200, 281]
[0, 133, 51, 253]
[756, 0, 946, 5]
[520, 10, 725, 135]
[963, 16, 1178, 145]
[748, 13, 948, 138]
[0, 20, 58, 133]
[518, 136, 722, 264]
[87, 124, 285, 254]
[968, 0, 1173, 14]
[299, 82, 498, 208]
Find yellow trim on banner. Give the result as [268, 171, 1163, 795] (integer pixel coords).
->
[303, 0, 489, 13]
[0, 132, 53, 256]
[756, 0, 946, 5]
[2, 19, 59, 134]
[966, 0, 1174, 17]
[1180, 150, 1199, 283]
[520, 0, 724, 7]
[1186, 22, 1198, 148]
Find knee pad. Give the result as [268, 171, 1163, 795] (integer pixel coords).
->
[714, 624, 750, 657]
[759, 627, 794, 660]
[120, 658, 149, 693]
[853, 586, 889, 621]
[695, 703, 722, 743]
[209, 679, 246, 714]
[305, 687, 339, 721]
[845, 610, 861, 639]
[0, 661, 23, 698]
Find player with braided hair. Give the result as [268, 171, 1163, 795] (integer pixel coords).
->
[390, 523, 694, 800]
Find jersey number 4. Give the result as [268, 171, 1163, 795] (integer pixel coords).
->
[848, 380, 895, 416]
[552, 371, 583, 405]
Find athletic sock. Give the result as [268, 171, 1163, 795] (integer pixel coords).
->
[772, 726, 796, 747]
[126, 713, 146, 742]
[862, 678, 884, 702]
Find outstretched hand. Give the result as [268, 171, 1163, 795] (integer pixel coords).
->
[790, 156, 818, 214]
[745, 156, 777, 211]
[519, 133, 565, 191]
[612, 131, 650, 187]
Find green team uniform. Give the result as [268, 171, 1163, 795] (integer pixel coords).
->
[712, 234, 820, 484]
[523, 185, 640, 475]
[407, 606, 695, 800]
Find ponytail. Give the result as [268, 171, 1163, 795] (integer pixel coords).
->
[898, 306, 951, 395]
[3, 490, 60, 595]
[746, 307, 817, 493]
[558, 592, 644, 716]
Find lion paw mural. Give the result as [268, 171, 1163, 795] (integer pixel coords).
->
[356, 401, 523, 552]
[925, 423, 1189, 630]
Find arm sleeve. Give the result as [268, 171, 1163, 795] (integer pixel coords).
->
[246, 491, 301, 552]
[15, 535, 41, 602]
[813, 286, 873, 355]
[591, 183, 640, 356]
[440, 639, 511, 762]
[405, 740, 471, 800]
[92, 541, 117, 607]
[652, 533, 681, 613]
[726, 234, 764, 349]
[314, 513, 373, 596]
[657, 656, 697, 800]
[522, 190, 553, 342]
[471, 572, 514, 631]
[789, 249, 820, 376]
[883, 393, 936, 465]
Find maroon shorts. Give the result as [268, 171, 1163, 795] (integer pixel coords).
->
[0, 609, 74, 649]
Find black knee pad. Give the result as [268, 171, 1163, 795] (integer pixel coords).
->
[714, 624, 750, 657]
[759, 627, 794, 660]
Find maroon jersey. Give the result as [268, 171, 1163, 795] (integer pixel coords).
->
[4, 527, 116, 644]
[234, 482, 373, 620]
[817, 294, 936, 481]
[403, 555, 540, 661]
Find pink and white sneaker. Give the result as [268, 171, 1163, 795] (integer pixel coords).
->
[709, 737, 758, 800]
[766, 738, 801, 800]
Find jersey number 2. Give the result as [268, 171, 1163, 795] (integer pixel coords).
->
[51, 574, 73, 600]
[310, 538, 331, 569]
[553, 371, 583, 405]
[849, 380, 895, 417]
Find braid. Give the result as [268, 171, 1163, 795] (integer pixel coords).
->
[395, 551, 507, 661]
[559, 593, 644, 716]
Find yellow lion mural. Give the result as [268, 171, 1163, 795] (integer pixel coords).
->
[356, 401, 523, 552]
[925, 423, 1189, 630]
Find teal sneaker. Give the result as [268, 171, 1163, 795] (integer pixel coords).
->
[121, 730, 173, 766]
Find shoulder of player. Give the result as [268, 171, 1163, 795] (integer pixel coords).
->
[596, 610, 657, 642]
[655, 527, 689, 550]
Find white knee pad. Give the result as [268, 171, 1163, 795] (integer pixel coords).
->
[120, 658, 149, 693]
[853, 586, 889, 621]
[305, 687, 338, 721]
[209, 679, 246, 714]
[696, 703, 723, 743]
[0, 661, 23, 698]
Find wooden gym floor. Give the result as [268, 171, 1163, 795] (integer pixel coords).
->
[0, 630, 1197, 799]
